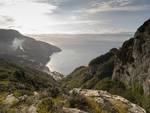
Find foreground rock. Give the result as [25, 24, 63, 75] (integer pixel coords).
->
[71, 88, 146, 113]
[63, 107, 88, 113]
[4, 94, 19, 106]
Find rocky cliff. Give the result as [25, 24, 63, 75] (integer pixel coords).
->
[112, 19, 150, 95]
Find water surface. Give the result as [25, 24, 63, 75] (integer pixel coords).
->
[34, 34, 132, 75]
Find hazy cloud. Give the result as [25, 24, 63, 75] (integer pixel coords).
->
[0, 0, 149, 34]
[0, 15, 14, 27]
[75, 0, 150, 13]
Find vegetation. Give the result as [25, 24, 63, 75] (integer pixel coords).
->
[0, 58, 62, 113]
[0, 58, 58, 93]
[62, 61, 150, 113]
[68, 91, 88, 110]
[110, 100, 128, 113]
[37, 98, 54, 113]
[67, 91, 131, 113]
[68, 92, 103, 113]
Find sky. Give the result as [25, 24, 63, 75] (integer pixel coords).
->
[0, 0, 150, 34]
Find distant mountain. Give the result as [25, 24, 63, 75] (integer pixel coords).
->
[62, 19, 150, 112]
[0, 29, 61, 72]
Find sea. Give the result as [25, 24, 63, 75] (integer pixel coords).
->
[32, 34, 132, 75]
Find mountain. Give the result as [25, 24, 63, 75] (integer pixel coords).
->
[62, 19, 150, 112]
[0, 29, 61, 72]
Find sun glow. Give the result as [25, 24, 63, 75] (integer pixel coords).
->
[0, 0, 58, 34]
[0, 0, 149, 34]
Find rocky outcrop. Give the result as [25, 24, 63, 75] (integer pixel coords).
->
[63, 107, 88, 113]
[4, 94, 19, 106]
[71, 88, 146, 113]
[112, 19, 150, 95]
[49, 71, 64, 81]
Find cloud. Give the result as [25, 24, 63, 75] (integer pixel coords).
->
[0, 15, 14, 27]
[0, 0, 149, 34]
[0, 0, 57, 33]
[77, 0, 150, 13]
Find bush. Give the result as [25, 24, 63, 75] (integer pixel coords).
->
[68, 91, 88, 110]
[94, 77, 125, 94]
[68, 92, 109, 113]
[37, 98, 54, 113]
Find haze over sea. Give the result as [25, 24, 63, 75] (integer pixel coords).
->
[33, 34, 132, 75]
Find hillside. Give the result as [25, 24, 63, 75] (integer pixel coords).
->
[62, 19, 150, 112]
[0, 29, 61, 72]
[0, 58, 62, 113]
[0, 58, 145, 113]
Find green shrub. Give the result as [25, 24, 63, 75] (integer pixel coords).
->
[37, 98, 54, 113]
[68, 91, 88, 109]
[94, 77, 125, 94]
[85, 97, 103, 113]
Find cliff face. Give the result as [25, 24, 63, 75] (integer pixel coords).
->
[0, 29, 61, 72]
[112, 19, 150, 95]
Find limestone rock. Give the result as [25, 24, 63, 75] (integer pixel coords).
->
[4, 94, 19, 106]
[71, 88, 146, 113]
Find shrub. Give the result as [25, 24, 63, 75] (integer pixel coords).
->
[68, 91, 88, 110]
[37, 98, 54, 113]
